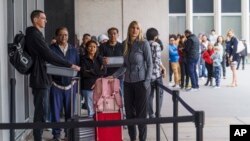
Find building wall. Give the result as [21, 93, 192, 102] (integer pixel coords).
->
[122, 0, 168, 43]
[75, 0, 123, 40]
[75, 0, 169, 68]
[75, 0, 168, 43]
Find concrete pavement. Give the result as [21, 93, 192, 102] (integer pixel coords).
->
[141, 64, 250, 141]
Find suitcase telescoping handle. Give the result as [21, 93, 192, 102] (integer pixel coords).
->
[70, 77, 81, 117]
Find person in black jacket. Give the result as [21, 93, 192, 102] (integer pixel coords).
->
[80, 40, 106, 117]
[184, 29, 200, 91]
[25, 10, 80, 141]
[99, 27, 125, 117]
[99, 27, 124, 78]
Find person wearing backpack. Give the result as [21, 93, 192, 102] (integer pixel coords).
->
[25, 10, 80, 141]
[110, 21, 153, 141]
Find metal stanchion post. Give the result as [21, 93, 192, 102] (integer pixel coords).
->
[70, 80, 74, 117]
[156, 81, 160, 141]
[10, 78, 16, 141]
[71, 77, 80, 117]
[77, 78, 81, 116]
[195, 111, 204, 141]
[172, 90, 179, 141]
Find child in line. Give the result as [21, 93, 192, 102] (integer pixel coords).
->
[202, 43, 214, 86]
[211, 46, 222, 88]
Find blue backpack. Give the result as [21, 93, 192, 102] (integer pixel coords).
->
[8, 31, 33, 74]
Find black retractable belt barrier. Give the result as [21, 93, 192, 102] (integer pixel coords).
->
[0, 116, 195, 130]
[2, 80, 204, 141]
[156, 82, 204, 141]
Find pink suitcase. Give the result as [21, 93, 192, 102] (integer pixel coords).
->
[93, 78, 122, 113]
[93, 78, 123, 141]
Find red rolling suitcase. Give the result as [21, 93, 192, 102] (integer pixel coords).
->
[93, 78, 123, 141]
[95, 112, 123, 141]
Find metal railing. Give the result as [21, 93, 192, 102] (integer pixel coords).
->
[1, 81, 204, 141]
[155, 81, 204, 141]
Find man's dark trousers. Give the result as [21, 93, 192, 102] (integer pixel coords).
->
[188, 58, 199, 89]
[32, 88, 49, 141]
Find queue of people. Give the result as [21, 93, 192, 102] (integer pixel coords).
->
[25, 9, 247, 141]
[169, 29, 247, 91]
[27, 9, 153, 141]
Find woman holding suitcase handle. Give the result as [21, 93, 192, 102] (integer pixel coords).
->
[80, 40, 106, 117]
[109, 21, 153, 141]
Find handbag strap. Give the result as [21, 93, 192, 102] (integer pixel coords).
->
[112, 79, 122, 107]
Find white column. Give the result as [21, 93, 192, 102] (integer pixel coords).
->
[165, 0, 170, 85]
[0, 0, 10, 140]
[186, 0, 193, 31]
[241, 0, 249, 43]
[214, 0, 222, 35]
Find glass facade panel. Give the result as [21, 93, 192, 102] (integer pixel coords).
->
[193, 0, 213, 13]
[193, 16, 214, 36]
[169, 0, 186, 13]
[169, 16, 186, 34]
[221, 16, 241, 38]
[222, 0, 241, 13]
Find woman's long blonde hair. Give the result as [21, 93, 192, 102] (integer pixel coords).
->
[227, 29, 234, 38]
[123, 21, 144, 55]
